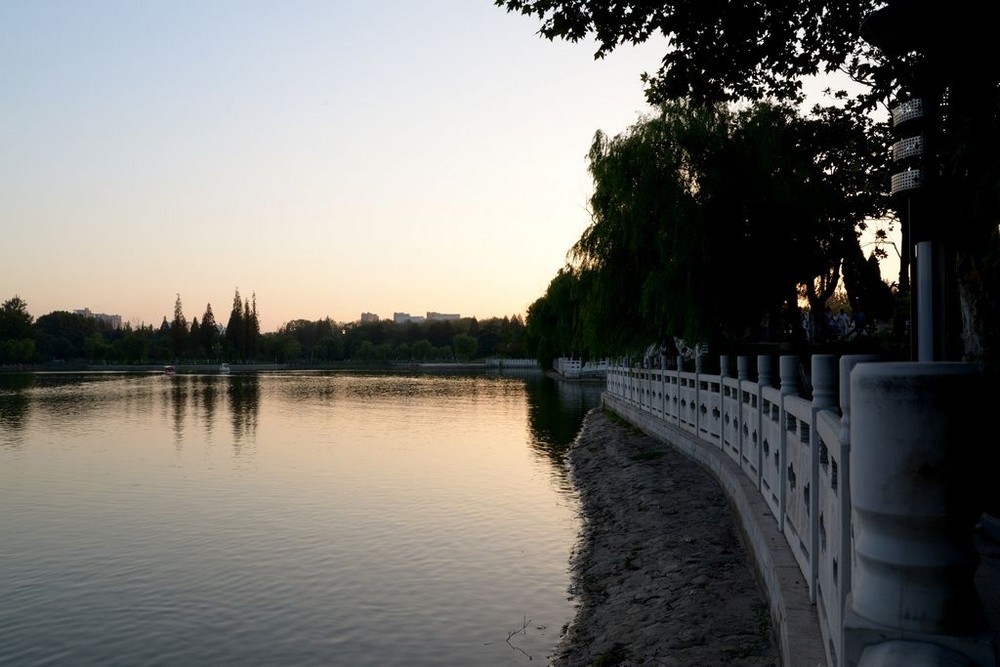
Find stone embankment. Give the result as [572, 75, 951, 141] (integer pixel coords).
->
[550, 407, 778, 666]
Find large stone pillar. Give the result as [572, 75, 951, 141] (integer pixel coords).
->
[838, 353, 881, 660]
[844, 361, 994, 666]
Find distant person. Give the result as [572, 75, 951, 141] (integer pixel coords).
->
[835, 309, 851, 338]
[853, 310, 868, 336]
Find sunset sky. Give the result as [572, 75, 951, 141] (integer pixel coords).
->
[2, 1, 671, 332]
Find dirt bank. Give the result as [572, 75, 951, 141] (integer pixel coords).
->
[550, 407, 779, 666]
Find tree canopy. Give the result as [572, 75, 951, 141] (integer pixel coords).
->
[499, 0, 1000, 371]
[496, 0, 874, 106]
[559, 101, 891, 356]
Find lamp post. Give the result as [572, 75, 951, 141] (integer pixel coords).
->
[860, 1, 952, 361]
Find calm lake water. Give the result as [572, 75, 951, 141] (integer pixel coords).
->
[0, 370, 604, 666]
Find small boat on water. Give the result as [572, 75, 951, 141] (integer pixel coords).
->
[164, 365, 176, 376]
[219, 363, 231, 374]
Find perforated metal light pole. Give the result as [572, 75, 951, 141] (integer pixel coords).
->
[860, 1, 951, 361]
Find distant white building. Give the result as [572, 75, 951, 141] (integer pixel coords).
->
[360, 312, 379, 323]
[75, 308, 123, 330]
[393, 312, 426, 324]
[392, 311, 460, 324]
[426, 312, 460, 321]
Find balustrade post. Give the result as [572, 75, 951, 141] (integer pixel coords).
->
[777, 356, 800, 533]
[837, 354, 880, 665]
[627, 365, 632, 404]
[631, 365, 637, 405]
[675, 355, 683, 425]
[737, 356, 750, 470]
[719, 355, 730, 450]
[812, 355, 838, 410]
[758, 355, 774, 389]
[737, 355, 750, 382]
[779, 355, 800, 398]
[844, 362, 994, 666]
[837, 355, 878, 447]
[756, 355, 773, 493]
[660, 352, 667, 418]
[695, 353, 703, 437]
[810, 354, 838, 605]
[639, 361, 646, 412]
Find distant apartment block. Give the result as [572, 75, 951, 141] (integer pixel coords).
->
[392, 311, 461, 324]
[75, 308, 123, 329]
[426, 312, 460, 321]
[393, 312, 426, 324]
[360, 312, 379, 323]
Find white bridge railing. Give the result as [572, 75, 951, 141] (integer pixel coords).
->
[604, 354, 995, 667]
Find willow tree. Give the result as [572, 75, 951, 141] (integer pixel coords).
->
[525, 267, 587, 368]
[572, 101, 887, 354]
[571, 104, 716, 354]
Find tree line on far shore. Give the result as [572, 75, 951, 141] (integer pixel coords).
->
[0, 291, 529, 367]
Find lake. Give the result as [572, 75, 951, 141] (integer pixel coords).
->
[0, 369, 604, 666]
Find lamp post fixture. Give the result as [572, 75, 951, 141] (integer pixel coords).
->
[860, 1, 954, 361]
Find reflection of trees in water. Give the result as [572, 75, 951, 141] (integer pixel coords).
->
[169, 377, 188, 448]
[525, 375, 604, 465]
[227, 375, 259, 453]
[0, 373, 34, 393]
[194, 375, 218, 440]
[12, 373, 124, 435]
[0, 374, 33, 446]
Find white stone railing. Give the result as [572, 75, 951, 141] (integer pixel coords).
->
[553, 357, 613, 379]
[554, 357, 582, 378]
[484, 358, 540, 369]
[604, 354, 995, 667]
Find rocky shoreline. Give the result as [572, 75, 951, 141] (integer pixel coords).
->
[549, 407, 779, 666]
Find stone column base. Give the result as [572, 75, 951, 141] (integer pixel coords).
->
[844, 597, 997, 666]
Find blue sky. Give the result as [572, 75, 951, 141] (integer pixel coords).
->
[2, 1, 670, 331]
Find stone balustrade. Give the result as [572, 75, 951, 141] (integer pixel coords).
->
[603, 354, 995, 667]
[554, 357, 582, 378]
[483, 358, 540, 369]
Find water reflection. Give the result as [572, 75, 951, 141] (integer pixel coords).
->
[168, 377, 188, 448]
[25, 373, 136, 432]
[0, 373, 35, 393]
[525, 375, 605, 464]
[227, 374, 259, 452]
[196, 375, 219, 440]
[0, 370, 597, 666]
[0, 374, 33, 447]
